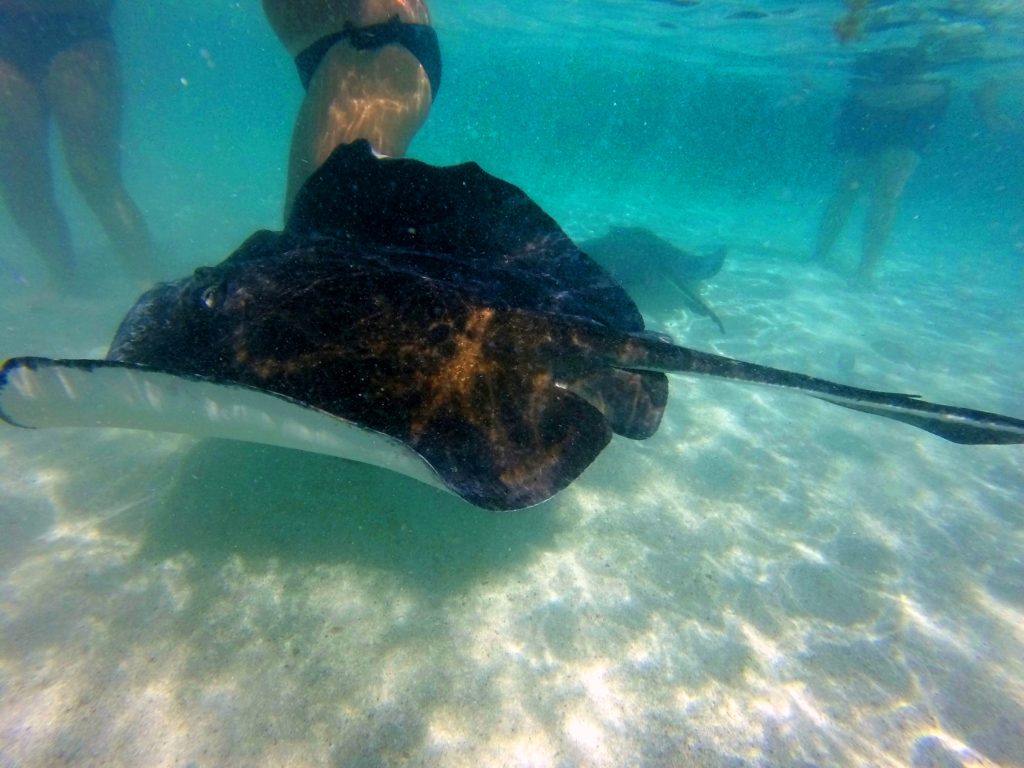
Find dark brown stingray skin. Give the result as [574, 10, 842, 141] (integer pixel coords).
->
[108, 142, 669, 509]
[106, 142, 1024, 509]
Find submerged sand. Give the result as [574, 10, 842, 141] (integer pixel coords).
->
[1, 194, 1022, 768]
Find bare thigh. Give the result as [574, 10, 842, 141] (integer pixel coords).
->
[838, 154, 873, 194]
[43, 38, 122, 189]
[872, 147, 920, 199]
[299, 42, 431, 158]
[0, 58, 52, 197]
[285, 42, 431, 209]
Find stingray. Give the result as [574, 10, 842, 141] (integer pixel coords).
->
[1, 140, 1022, 511]
[579, 226, 727, 332]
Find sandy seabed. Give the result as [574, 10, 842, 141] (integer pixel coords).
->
[1, 201, 1022, 768]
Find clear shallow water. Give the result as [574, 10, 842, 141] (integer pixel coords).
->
[1, 2, 1023, 766]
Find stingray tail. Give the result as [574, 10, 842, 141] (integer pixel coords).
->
[663, 274, 726, 333]
[608, 338, 1024, 445]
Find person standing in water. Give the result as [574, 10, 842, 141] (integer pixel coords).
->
[812, 17, 1019, 288]
[0, 0, 154, 289]
[261, 0, 441, 218]
[812, 46, 952, 286]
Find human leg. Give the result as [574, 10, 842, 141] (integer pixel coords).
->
[813, 156, 868, 264]
[0, 58, 76, 285]
[262, 0, 436, 218]
[284, 41, 432, 214]
[45, 38, 154, 278]
[856, 147, 919, 284]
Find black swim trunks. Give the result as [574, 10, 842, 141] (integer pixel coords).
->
[294, 15, 441, 100]
[835, 83, 952, 155]
[0, 10, 113, 82]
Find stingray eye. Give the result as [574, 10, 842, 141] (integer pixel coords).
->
[201, 285, 219, 309]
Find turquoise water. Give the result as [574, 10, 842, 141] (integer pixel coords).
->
[1, 2, 1023, 766]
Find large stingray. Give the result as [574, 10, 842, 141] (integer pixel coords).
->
[579, 226, 727, 332]
[1, 141, 1021, 510]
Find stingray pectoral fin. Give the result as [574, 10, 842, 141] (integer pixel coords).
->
[664, 274, 726, 333]
[563, 368, 668, 440]
[613, 342, 1024, 446]
[679, 245, 727, 283]
[411, 384, 612, 511]
[0, 357, 450, 493]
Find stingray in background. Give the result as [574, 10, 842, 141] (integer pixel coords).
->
[580, 226, 728, 332]
[1, 141, 1022, 511]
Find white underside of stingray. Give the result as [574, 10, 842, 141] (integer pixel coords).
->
[0, 358, 449, 495]
[3, 351, 1024, 510]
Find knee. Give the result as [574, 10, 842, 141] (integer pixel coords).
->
[65, 152, 119, 202]
[874, 177, 909, 204]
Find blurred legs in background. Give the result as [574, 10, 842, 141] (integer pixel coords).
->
[0, 10, 153, 289]
[814, 147, 919, 285]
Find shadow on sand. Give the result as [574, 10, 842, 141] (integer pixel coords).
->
[136, 439, 566, 597]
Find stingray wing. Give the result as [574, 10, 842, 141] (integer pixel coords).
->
[0, 354, 613, 511]
[0, 356, 449, 489]
[672, 245, 727, 283]
[95, 144, 674, 511]
[287, 140, 646, 333]
[406, 370, 612, 510]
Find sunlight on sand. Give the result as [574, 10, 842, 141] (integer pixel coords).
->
[1, 213, 1022, 766]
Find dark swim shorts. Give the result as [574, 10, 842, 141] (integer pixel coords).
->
[294, 15, 441, 100]
[835, 84, 952, 155]
[0, 10, 113, 82]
